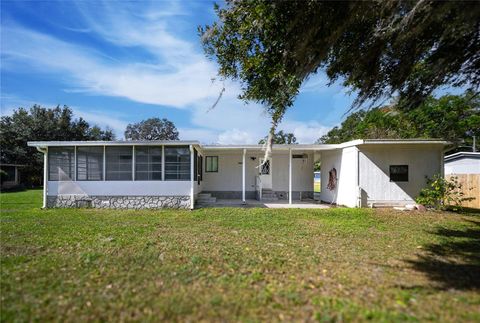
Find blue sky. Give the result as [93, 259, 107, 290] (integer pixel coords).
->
[1, 0, 358, 143]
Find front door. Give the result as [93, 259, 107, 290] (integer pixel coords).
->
[259, 158, 272, 189]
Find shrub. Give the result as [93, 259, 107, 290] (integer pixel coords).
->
[416, 174, 474, 211]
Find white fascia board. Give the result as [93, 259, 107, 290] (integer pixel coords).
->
[202, 144, 337, 151]
[361, 139, 450, 145]
[444, 152, 480, 162]
[27, 140, 201, 148]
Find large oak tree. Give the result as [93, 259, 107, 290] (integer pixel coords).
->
[0, 105, 114, 186]
[200, 0, 480, 144]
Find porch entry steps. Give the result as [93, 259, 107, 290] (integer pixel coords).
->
[196, 193, 217, 206]
[260, 189, 279, 201]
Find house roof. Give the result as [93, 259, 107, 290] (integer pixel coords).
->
[27, 140, 201, 148]
[444, 152, 480, 162]
[27, 138, 450, 151]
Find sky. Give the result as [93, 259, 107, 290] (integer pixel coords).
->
[1, 0, 358, 144]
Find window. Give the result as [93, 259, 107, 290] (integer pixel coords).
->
[390, 165, 408, 182]
[49, 147, 74, 181]
[194, 149, 198, 180]
[135, 146, 162, 180]
[260, 160, 270, 175]
[198, 155, 203, 181]
[77, 147, 103, 181]
[165, 146, 190, 180]
[106, 146, 133, 180]
[205, 156, 218, 172]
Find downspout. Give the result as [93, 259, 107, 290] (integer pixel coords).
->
[356, 147, 361, 208]
[189, 145, 194, 210]
[35, 146, 48, 208]
[288, 148, 292, 205]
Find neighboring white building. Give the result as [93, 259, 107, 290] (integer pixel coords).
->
[27, 139, 448, 209]
[444, 152, 480, 175]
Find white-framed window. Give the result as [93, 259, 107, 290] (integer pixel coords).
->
[390, 165, 408, 182]
[205, 156, 218, 172]
[48, 147, 75, 181]
[106, 146, 133, 180]
[260, 160, 270, 175]
[135, 146, 162, 180]
[76, 147, 103, 181]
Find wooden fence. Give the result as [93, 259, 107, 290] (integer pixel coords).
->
[448, 174, 480, 209]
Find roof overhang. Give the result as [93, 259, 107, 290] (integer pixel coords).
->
[27, 139, 451, 152]
[27, 140, 202, 150]
[444, 151, 480, 162]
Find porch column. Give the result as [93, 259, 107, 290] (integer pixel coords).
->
[190, 145, 194, 210]
[43, 148, 48, 208]
[242, 149, 246, 203]
[289, 148, 292, 205]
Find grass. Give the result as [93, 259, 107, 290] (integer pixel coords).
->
[1, 190, 479, 322]
[314, 181, 321, 193]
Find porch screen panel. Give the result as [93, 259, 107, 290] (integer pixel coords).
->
[106, 146, 133, 180]
[165, 146, 190, 180]
[48, 147, 74, 181]
[76, 147, 103, 181]
[135, 147, 162, 180]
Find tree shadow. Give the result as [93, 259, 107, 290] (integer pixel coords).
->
[406, 217, 480, 291]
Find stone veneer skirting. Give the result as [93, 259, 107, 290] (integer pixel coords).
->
[47, 195, 191, 209]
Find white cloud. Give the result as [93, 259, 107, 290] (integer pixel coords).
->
[74, 109, 129, 136]
[280, 120, 330, 143]
[1, 1, 335, 144]
[217, 129, 258, 145]
[1, 2, 221, 108]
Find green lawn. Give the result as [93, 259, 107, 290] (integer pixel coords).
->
[1, 190, 479, 322]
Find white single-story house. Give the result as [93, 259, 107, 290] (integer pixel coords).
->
[27, 139, 448, 209]
[444, 152, 480, 175]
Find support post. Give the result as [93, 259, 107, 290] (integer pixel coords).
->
[190, 145, 194, 210]
[43, 148, 48, 208]
[242, 149, 246, 203]
[289, 148, 292, 205]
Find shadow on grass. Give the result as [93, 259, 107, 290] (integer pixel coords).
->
[407, 218, 480, 290]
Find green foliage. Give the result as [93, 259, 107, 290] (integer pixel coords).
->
[124, 117, 179, 141]
[258, 130, 297, 144]
[416, 174, 475, 210]
[201, 1, 480, 127]
[0, 105, 115, 186]
[318, 92, 480, 149]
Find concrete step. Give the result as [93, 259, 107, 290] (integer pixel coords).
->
[196, 197, 217, 204]
[197, 193, 212, 198]
[262, 194, 277, 198]
[261, 197, 279, 201]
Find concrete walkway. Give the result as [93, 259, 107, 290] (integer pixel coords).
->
[197, 199, 332, 209]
